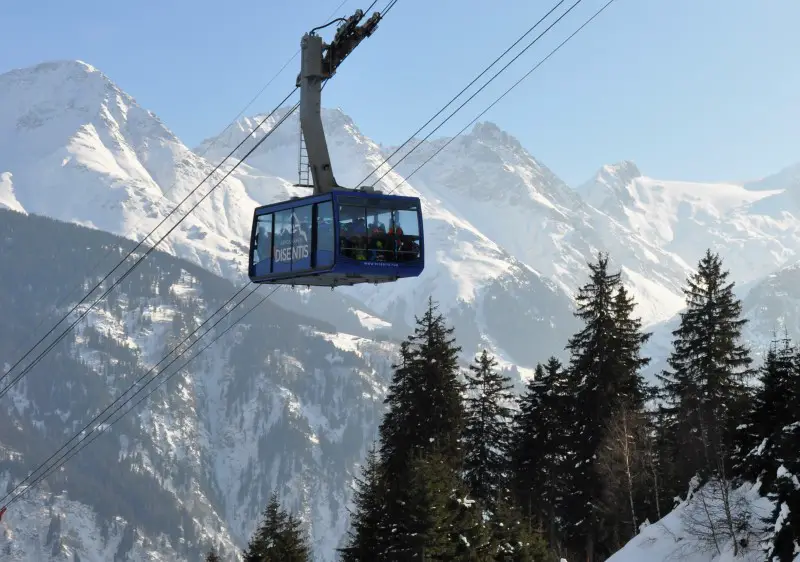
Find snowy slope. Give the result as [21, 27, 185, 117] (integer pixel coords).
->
[0, 173, 25, 213]
[370, 127, 695, 325]
[607, 480, 775, 562]
[199, 111, 692, 329]
[0, 209, 398, 562]
[577, 161, 800, 289]
[0, 60, 270, 282]
[0, 60, 580, 369]
[739, 260, 800, 356]
[197, 106, 581, 364]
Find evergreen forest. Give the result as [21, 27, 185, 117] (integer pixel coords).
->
[210, 249, 800, 561]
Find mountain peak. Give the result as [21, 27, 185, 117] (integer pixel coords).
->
[470, 120, 524, 152]
[38, 59, 99, 73]
[1, 59, 104, 84]
[598, 160, 642, 185]
[576, 160, 642, 214]
[0, 58, 125, 116]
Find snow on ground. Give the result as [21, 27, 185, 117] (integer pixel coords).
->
[621, 176, 781, 247]
[0, 172, 25, 213]
[349, 308, 392, 331]
[621, 266, 686, 327]
[608, 479, 775, 562]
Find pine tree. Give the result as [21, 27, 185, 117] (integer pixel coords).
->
[656, 249, 754, 497]
[733, 336, 800, 560]
[734, 336, 795, 483]
[338, 446, 389, 561]
[402, 450, 488, 561]
[378, 299, 465, 473]
[509, 356, 571, 550]
[764, 421, 800, 562]
[243, 493, 285, 561]
[243, 492, 311, 562]
[375, 340, 416, 474]
[462, 349, 514, 511]
[276, 514, 312, 562]
[560, 253, 651, 560]
[352, 298, 468, 556]
[609, 284, 652, 406]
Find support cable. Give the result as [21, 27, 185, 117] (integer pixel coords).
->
[369, 0, 586, 188]
[353, 0, 568, 188]
[1, 284, 278, 510]
[0, 0, 353, 398]
[0, 96, 300, 401]
[388, 0, 618, 194]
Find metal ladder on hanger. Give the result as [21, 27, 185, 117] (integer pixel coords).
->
[297, 124, 312, 188]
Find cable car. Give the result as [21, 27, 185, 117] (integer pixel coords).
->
[247, 8, 425, 288]
[249, 190, 424, 287]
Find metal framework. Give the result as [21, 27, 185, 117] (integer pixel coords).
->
[296, 9, 381, 195]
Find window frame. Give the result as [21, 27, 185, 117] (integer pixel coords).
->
[335, 201, 422, 264]
[314, 200, 335, 269]
[252, 212, 275, 274]
[290, 204, 313, 272]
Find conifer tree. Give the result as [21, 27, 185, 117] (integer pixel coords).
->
[400, 450, 487, 560]
[204, 546, 221, 562]
[733, 336, 800, 560]
[462, 349, 514, 511]
[243, 492, 311, 562]
[609, 284, 652, 406]
[378, 298, 465, 474]
[656, 249, 754, 497]
[560, 253, 650, 560]
[348, 298, 468, 557]
[509, 356, 571, 550]
[749, 335, 795, 451]
[339, 446, 389, 561]
[489, 498, 552, 562]
[764, 421, 800, 562]
[733, 336, 795, 483]
[375, 340, 415, 474]
[277, 515, 312, 562]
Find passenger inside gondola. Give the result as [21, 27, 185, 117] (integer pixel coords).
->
[339, 206, 365, 259]
[368, 214, 388, 260]
[338, 204, 421, 263]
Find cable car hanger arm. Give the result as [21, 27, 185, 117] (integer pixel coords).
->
[296, 8, 382, 195]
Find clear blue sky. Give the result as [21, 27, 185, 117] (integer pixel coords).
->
[1, 0, 798, 186]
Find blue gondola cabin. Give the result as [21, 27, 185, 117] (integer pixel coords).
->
[248, 190, 424, 287]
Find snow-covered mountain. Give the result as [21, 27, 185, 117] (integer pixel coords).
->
[0, 209, 396, 561]
[577, 161, 800, 290]
[5, 60, 800, 343]
[0, 60, 581, 370]
[197, 108, 698, 329]
[576, 162, 800, 380]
